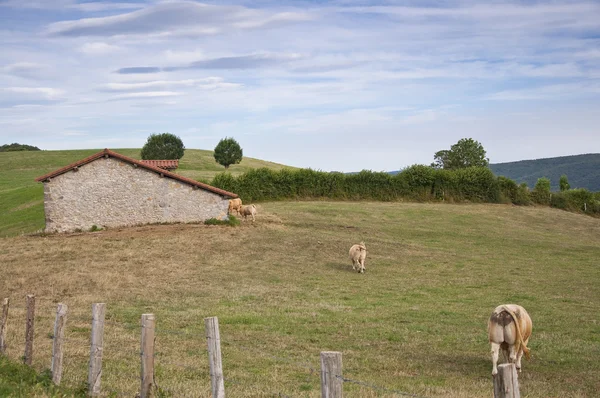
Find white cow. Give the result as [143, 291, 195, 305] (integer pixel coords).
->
[349, 242, 367, 273]
[488, 304, 533, 375]
[239, 204, 257, 222]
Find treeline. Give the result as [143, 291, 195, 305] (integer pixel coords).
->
[0, 143, 41, 152]
[211, 166, 600, 216]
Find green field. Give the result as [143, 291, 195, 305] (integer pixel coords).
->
[0, 148, 293, 237]
[1, 149, 599, 397]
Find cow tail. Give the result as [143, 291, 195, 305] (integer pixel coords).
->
[501, 306, 531, 360]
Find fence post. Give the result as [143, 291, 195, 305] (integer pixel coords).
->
[204, 316, 225, 398]
[0, 298, 9, 355]
[88, 303, 105, 397]
[493, 363, 520, 398]
[24, 294, 35, 366]
[140, 314, 155, 398]
[51, 303, 68, 385]
[320, 351, 343, 398]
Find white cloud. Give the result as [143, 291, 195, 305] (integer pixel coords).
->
[110, 91, 182, 99]
[1, 87, 64, 98]
[46, 1, 313, 37]
[101, 78, 242, 92]
[79, 42, 121, 55]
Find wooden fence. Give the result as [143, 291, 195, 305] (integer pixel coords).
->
[0, 295, 520, 397]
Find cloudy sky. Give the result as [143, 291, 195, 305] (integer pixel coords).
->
[1, 0, 599, 172]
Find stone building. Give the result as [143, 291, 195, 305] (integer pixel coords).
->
[35, 149, 237, 233]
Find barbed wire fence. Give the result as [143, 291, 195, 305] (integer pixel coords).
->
[0, 294, 444, 397]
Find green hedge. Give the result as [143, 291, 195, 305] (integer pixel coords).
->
[211, 166, 599, 217]
[213, 166, 500, 203]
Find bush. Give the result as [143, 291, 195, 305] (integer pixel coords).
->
[531, 177, 551, 205]
[399, 165, 435, 200]
[204, 215, 240, 226]
[515, 183, 532, 205]
[551, 188, 600, 215]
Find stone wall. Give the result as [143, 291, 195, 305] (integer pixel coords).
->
[43, 157, 229, 233]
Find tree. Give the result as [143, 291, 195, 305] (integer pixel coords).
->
[532, 177, 551, 205]
[140, 133, 185, 160]
[214, 137, 243, 169]
[432, 138, 489, 170]
[559, 175, 570, 191]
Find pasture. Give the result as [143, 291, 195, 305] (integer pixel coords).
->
[1, 201, 599, 397]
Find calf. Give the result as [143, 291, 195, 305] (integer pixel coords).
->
[239, 204, 257, 222]
[488, 304, 532, 375]
[228, 198, 242, 215]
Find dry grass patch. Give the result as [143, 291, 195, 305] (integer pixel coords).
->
[1, 201, 599, 397]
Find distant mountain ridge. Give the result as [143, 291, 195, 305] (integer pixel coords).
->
[490, 153, 600, 191]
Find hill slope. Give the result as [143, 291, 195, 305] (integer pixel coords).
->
[0, 148, 294, 237]
[490, 153, 600, 191]
[1, 202, 599, 397]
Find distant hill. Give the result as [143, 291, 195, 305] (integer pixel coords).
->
[490, 153, 600, 191]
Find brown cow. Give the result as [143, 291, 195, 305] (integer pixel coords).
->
[349, 242, 367, 273]
[228, 198, 242, 215]
[488, 304, 533, 375]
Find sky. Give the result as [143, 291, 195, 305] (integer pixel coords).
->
[1, 0, 599, 172]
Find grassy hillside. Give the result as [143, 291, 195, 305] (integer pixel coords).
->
[1, 202, 599, 397]
[490, 153, 600, 191]
[0, 148, 293, 237]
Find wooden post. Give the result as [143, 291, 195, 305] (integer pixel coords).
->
[320, 351, 343, 398]
[493, 363, 520, 398]
[204, 316, 225, 398]
[140, 314, 155, 398]
[88, 303, 105, 397]
[23, 294, 35, 366]
[0, 298, 9, 355]
[51, 303, 68, 385]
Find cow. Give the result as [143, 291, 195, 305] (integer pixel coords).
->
[349, 242, 367, 273]
[488, 304, 533, 375]
[228, 198, 242, 215]
[239, 204, 257, 222]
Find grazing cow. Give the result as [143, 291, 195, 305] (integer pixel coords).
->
[239, 204, 257, 222]
[349, 242, 367, 273]
[488, 304, 533, 375]
[228, 198, 242, 215]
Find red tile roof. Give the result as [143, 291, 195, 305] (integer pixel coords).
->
[140, 159, 179, 170]
[34, 149, 238, 199]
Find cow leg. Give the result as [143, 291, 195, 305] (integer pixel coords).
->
[516, 350, 523, 372]
[508, 344, 517, 363]
[516, 337, 529, 372]
[491, 342, 500, 375]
